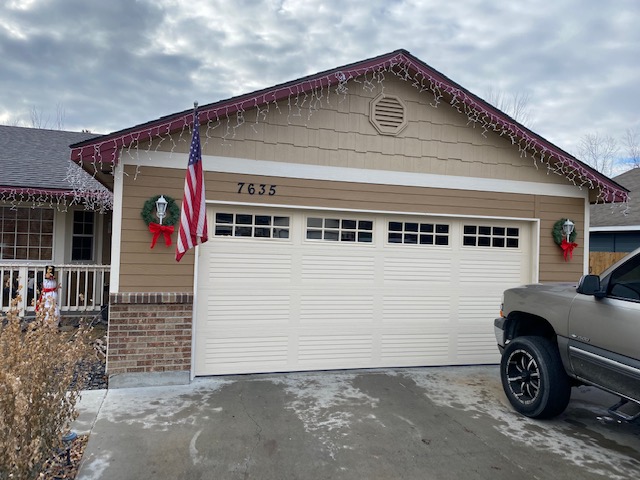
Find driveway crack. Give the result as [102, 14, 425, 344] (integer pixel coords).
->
[239, 392, 263, 479]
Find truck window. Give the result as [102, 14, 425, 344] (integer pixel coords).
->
[608, 255, 640, 301]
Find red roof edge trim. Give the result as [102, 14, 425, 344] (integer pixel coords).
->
[69, 50, 409, 166]
[395, 52, 629, 203]
[69, 49, 628, 204]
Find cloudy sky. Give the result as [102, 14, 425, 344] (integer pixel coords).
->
[1, 0, 639, 169]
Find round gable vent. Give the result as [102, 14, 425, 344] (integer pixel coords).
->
[369, 94, 408, 136]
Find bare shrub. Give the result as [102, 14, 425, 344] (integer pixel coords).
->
[0, 295, 91, 480]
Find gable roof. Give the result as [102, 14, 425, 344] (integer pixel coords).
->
[591, 168, 640, 228]
[70, 49, 628, 204]
[0, 125, 113, 211]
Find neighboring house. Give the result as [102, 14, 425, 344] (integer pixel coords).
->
[589, 168, 639, 274]
[590, 168, 640, 252]
[0, 125, 113, 314]
[70, 49, 628, 387]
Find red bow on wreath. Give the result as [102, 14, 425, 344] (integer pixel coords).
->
[149, 222, 175, 248]
[560, 238, 578, 261]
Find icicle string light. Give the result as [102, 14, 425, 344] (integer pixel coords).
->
[63, 162, 113, 212]
[70, 50, 628, 206]
[0, 186, 111, 213]
[0, 162, 113, 212]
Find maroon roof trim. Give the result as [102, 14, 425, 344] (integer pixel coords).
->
[70, 49, 628, 203]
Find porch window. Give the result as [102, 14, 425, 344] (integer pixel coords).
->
[0, 206, 54, 260]
[72, 211, 95, 261]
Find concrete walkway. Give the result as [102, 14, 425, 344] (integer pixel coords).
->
[73, 366, 640, 480]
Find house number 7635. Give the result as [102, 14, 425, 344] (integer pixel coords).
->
[237, 182, 277, 196]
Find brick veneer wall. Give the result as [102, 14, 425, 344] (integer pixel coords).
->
[108, 292, 193, 376]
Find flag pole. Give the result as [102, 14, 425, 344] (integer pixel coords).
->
[193, 101, 199, 134]
[175, 100, 208, 262]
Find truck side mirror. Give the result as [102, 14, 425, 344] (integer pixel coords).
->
[577, 274, 602, 296]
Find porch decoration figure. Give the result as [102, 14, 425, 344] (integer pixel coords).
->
[141, 195, 180, 248]
[36, 265, 60, 326]
[552, 218, 578, 261]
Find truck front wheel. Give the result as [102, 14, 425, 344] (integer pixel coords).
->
[500, 336, 571, 419]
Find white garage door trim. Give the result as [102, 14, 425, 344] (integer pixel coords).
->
[194, 205, 536, 376]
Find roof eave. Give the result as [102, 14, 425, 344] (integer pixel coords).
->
[70, 49, 628, 204]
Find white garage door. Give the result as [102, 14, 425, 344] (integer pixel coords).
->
[194, 206, 532, 376]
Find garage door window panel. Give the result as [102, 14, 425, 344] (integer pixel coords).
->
[388, 221, 449, 246]
[463, 225, 519, 248]
[306, 217, 373, 243]
[214, 213, 290, 239]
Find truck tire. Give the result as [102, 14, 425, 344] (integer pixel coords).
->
[500, 336, 571, 419]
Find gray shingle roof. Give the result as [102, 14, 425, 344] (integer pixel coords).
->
[0, 125, 99, 191]
[590, 168, 640, 227]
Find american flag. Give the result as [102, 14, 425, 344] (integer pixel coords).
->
[176, 108, 208, 262]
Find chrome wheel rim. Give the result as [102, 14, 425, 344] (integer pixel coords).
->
[505, 348, 541, 405]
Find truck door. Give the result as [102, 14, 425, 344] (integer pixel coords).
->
[567, 252, 640, 400]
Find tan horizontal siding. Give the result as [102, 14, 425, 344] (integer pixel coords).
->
[119, 271, 194, 289]
[118, 166, 193, 293]
[208, 172, 536, 218]
[535, 195, 585, 282]
[120, 241, 177, 254]
[118, 165, 585, 291]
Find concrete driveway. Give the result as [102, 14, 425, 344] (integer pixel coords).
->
[74, 366, 640, 480]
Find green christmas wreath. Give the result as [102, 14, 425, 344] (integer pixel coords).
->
[141, 195, 180, 227]
[552, 218, 577, 245]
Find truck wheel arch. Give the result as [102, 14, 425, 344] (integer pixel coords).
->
[505, 312, 557, 343]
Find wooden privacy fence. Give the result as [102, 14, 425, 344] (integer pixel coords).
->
[589, 252, 629, 275]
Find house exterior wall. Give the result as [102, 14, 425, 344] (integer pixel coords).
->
[117, 166, 585, 292]
[116, 75, 586, 292]
[107, 292, 192, 380]
[101, 211, 113, 265]
[107, 74, 589, 382]
[151, 77, 569, 186]
[535, 195, 585, 281]
[53, 210, 67, 263]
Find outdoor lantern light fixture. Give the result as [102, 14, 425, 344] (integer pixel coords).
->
[553, 218, 579, 261]
[142, 194, 178, 248]
[562, 219, 575, 242]
[155, 195, 168, 225]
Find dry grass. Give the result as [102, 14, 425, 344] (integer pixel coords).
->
[0, 296, 93, 480]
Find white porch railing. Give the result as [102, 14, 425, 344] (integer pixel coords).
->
[1, 264, 110, 318]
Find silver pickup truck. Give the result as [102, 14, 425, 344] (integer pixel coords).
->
[494, 246, 640, 420]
